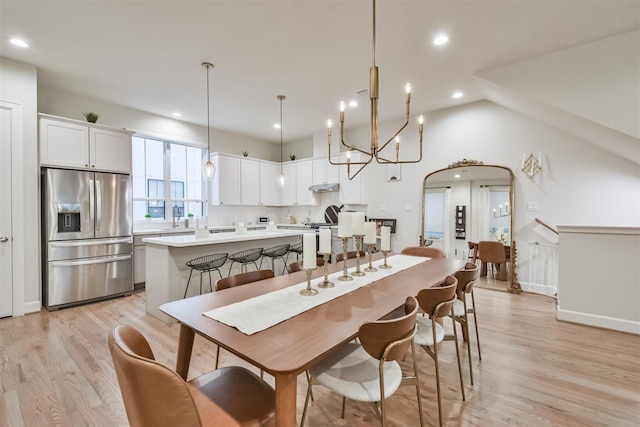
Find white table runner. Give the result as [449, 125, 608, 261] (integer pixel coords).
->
[203, 254, 428, 335]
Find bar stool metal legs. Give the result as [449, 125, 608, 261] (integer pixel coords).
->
[183, 253, 228, 298]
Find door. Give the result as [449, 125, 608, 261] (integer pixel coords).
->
[94, 172, 132, 238]
[0, 104, 14, 317]
[44, 169, 94, 241]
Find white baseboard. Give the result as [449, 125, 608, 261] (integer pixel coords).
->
[557, 308, 640, 335]
[24, 300, 42, 314]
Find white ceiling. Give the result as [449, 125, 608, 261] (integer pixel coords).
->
[2, 0, 638, 144]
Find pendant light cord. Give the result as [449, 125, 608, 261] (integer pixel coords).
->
[206, 65, 211, 153]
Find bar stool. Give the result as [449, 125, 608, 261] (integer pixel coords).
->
[259, 243, 290, 275]
[183, 253, 228, 298]
[287, 242, 303, 261]
[227, 247, 263, 276]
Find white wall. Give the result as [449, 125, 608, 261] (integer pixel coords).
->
[0, 57, 40, 314]
[38, 86, 283, 162]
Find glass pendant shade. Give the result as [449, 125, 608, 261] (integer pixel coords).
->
[277, 171, 286, 187]
[202, 158, 215, 181]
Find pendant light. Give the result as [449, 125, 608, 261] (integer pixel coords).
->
[277, 95, 286, 187]
[202, 62, 215, 181]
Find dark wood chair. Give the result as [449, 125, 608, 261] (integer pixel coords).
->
[477, 241, 507, 280]
[109, 324, 275, 427]
[401, 246, 446, 259]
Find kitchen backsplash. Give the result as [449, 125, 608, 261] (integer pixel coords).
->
[206, 192, 366, 226]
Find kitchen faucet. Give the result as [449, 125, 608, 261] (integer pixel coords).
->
[172, 204, 181, 228]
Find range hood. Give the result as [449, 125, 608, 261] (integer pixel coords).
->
[308, 183, 340, 192]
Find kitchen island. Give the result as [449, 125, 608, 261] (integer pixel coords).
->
[143, 229, 304, 321]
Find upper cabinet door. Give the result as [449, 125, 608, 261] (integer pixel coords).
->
[259, 161, 281, 206]
[280, 162, 297, 206]
[90, 127, 132, 173]
[40, 118, 89, 169]
[240, 158, 260, 205]
[295, 160, 316, 205]
[209, 154, 241, 205]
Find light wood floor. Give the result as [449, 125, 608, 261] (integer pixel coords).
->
[1, 287, 638, 426]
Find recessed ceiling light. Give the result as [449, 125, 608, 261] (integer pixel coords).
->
[273, 123, 281, 129]
[348, 100, 358, 108]
[454, 173, 461, 178]
[172, 112, 182, 117]
[433, 35, 449, 46]
[9, 38, 29, 48]
[452, 91, 464, 99]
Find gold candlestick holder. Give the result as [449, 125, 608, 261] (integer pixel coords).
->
[379, 250, 392, 269]
[352, 235, 366, 276]
[300, 268, 319, 296]
[364, 243, 378, 272]
[338, 237, 353, 281]
[317, 252, 334, 288]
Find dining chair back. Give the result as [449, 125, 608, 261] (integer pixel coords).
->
[108, 324, 275, 427]
[335, 250, 365, 262]
[415, 277, 465, 427]
[401, 246, 446, 258]
[477, 241, 507, 280]
[215, 269, 274, 291]
[213, 269, 274, 370]
[453, 262, 481, 384]
[287, 258, 325, 274]
[301, 296, 424, 427]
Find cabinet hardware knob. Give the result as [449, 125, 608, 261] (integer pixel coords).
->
[0, 236, 8, 242]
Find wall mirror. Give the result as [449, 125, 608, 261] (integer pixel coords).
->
[421, 159, 521, 293]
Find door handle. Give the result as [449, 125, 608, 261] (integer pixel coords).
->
[0, 236, 8, 242]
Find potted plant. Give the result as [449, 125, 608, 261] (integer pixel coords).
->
[242, 150, 249, 157]
[144, 213, 152, 222]
[289, 154, 296, 161]
[83, 112, 99, 123]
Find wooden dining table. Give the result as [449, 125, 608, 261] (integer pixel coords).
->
[160, 254, 465, 427]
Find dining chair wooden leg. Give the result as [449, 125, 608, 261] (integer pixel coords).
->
[432, 324, 444, 427]
[214, 346, 220, 369]
[448, 315, 466, 401]
[462, 303, 474, 385]
[472, 292, 482, 361]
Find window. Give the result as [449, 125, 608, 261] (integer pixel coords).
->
[424, 189, 446, 239]
[132, 136, 206, 221]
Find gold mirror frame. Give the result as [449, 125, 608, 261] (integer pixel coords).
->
[421, 159, 522, 293]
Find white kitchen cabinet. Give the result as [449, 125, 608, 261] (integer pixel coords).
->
[133, 234, 159, 285]
[338, 152, 368, 204]
[259, 161, 281, 205]
[39, 114, 133, 173]
[280, 160, 316, 206]
[295, 160, 315, 205]
[312, 156, 340, 185]
[240, 158, 260, 205]
[280, 162, 297, 206]
[209, 153, 241, 205]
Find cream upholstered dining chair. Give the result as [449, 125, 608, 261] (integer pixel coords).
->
[214, 269, 274, 370]
[477, 241, 507, 280]
[453, 262, 481, 385]
[401, 246, 447, 258]
[301, 296, 423, 427]
[414, 276, 465, 427]
[109, 324, 275, 427]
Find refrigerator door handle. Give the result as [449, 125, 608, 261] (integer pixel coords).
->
[95, 178, 102, 232]
[50, 254, 131, 268]
[49, 237, 133, 248]
[89, 178, 95, 233]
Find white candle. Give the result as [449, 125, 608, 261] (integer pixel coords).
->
[352, 212, 365, 235]
[338, 212, 352, 237]
[303, 233, 317, 269]
[364, 222, 377, 244]
[381, 226, 391, 251]
[319, 228, 331, 253]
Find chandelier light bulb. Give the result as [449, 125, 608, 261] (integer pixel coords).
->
[418, 115, 424, 124]
[405, 83, 412, 94]
[327, 119, 333, 128]
[339, 101, 345, 112]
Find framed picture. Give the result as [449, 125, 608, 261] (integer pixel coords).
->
[369, 218, 397, 235]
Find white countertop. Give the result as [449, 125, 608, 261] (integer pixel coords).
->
[142, 229, 306, 248]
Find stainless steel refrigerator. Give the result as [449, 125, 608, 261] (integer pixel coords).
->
[42, 168, 133, 310]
